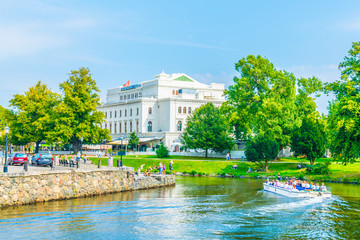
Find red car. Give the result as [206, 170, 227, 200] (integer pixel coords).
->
[8, 152, 29, 165]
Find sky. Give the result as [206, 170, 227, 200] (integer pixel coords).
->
[1, 0, 360, 113]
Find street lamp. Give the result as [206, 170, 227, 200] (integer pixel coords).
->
[3, 125, 9, 173]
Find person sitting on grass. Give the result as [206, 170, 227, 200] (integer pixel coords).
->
[247, 167, 252, 173]
[232, 164, 237, 169]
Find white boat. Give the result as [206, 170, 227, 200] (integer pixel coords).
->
[263, 183, 332, 199]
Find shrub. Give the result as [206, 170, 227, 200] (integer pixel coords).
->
[183, 171, 188, 174]
[190, 170, 197, 176]
[220, 172, 226, 177]
[299, 173, 304, 180]
[306, 160, 331, 175]
[156, 143, 169, 158]
[198, 172, 204, 176]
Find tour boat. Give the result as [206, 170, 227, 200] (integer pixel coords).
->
[263, 183, 332, 199]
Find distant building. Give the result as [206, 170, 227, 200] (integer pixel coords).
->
[98, 71, 225, 151]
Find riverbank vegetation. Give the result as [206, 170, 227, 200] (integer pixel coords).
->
[90, 155, 360, 184]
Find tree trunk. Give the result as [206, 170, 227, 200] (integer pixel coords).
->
[205, 149, 208, 158]
[265, 160, 269, 172]
[35, 141, 41, 153]
[73, 140, 81, 154]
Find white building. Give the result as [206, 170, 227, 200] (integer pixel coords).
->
[98, 71, 225, 151]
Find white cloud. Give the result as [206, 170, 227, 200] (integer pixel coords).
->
[0, 22, 69, 59]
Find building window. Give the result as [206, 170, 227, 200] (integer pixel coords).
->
[137, 108, 139, 115]
[110, 111, 112, 118]
[125, 122, 127, 133]
[128, 94, 130, 99]
[136, 120, 139, 132]
[139, 92, 142, 97]
[130, 108, 132, 116]
[178, 107, 182, 113]
[114, 123, 117, 133]
[120, 122, 122, 133]
[148, 121, 152, 132]
[135, 93, 138, 98]
[176, 90, 178, 95]
[188, 107, 191, 114]
[125, 109, 127, 117]
[110, 124, 112, 133]
[148, 107, 152, 114]
[124, 95, 127, 100]
[115, 111, 117, 118]
[120, 110, 122, 117]
[130, 121, 133, 132]
[131, 93, 134, 99]
[105, 124, 107, 129]
[105, 112, 107, 118]
[177, 121, 182, 131]
[120, 95, 123, 100]
[183, 107, 186, 114]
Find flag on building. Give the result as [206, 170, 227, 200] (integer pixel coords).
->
[123, 80, 130, 87]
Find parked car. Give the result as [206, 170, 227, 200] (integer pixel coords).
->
[8, 152, 29, 165]
[31, 153, 53, 166]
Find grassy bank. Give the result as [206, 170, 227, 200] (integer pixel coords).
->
[89, 155, 360, 183]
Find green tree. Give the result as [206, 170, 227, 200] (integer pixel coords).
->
[128, 131, 139, 151]
[291, 116, 326, 165]
[8, 81, 60, 152]
[50, 67, 110, 153]
[245, 134, 279, 172]
[326, 42, 360, 164]
[156, 143, 169, 158]
[225, 55, 297, 150]
[180, 102, 233, 157]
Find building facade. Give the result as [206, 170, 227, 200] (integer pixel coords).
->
[98, 71, 225, 151]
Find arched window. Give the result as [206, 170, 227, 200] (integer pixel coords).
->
[183, 107, 186, 114]
[188, 107, 191, 114]
[130, 108, 132, 116]
[148, 107, 152, 114]
[130, 121, 133, 132]
[178, 107, 182, 113]
[177, 121, 182, 131]
[125, 122, 127, 133]
[148, 121, 152, 132]
[137, 108, 139, 115]
[136, 120, 139, 132]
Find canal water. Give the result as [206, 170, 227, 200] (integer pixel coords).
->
[0, 177, 359, 239]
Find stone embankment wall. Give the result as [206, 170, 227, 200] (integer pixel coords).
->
[0, 168, 175, 208]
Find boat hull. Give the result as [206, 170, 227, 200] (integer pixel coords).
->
[263, 183, 331, 199]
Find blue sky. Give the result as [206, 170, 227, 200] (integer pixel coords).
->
[1, 0, 360, 113]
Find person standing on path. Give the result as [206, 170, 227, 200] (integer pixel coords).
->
[226, 153, 230, 161]
[169, 160, 173, 175]
[159, 162, 163, 175]
[108, 155, 113, 167]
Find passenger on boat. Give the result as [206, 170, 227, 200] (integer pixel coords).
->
[320, 183, 327, 191]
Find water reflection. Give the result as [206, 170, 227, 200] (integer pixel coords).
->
[0, 177, 359, 239]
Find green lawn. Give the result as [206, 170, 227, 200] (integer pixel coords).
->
[89, 155, 360, 183]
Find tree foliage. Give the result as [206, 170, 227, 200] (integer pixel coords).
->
[245, 134, 279, 172]
[156, 143, 169, 158]
[181, 102, 234, 157]
[326, 42, 360, 164]
[291, 116, 326, 165]
[128, 131, 139, 150]
[50, 67, 110, 153]
[225, 55, 323, 154]
[8, 81, 59, 152]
